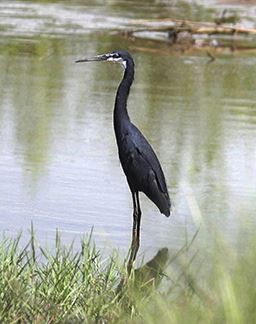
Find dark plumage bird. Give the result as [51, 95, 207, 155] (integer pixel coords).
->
[76, 50, 171, 258]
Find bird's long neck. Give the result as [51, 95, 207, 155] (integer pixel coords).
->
[114, 60, 134, 142]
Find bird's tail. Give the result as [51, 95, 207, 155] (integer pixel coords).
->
[144, 176, 171, 217]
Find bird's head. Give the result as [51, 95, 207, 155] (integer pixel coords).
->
[76, 50, 133, 70]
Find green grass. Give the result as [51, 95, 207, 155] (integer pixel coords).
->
[0, 229, 255, 323]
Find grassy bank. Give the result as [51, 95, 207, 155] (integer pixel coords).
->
[0, 230, 255, 323]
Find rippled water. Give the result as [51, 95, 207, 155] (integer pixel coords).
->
[0, 1, 256, 261]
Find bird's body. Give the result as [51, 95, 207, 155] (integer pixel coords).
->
[116, 121, 170, 216]
[76, 50, 171, 270]
[112, 51, 170, 217]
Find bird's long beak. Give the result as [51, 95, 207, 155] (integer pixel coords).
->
[75, 54, 108, 63]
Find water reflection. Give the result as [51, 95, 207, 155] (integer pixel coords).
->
[117, 242, 169, 295]
[134, 247, 169, 289]
[122, 228, 199, 296]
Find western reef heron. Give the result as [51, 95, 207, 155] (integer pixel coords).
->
[76, 50, 171, 268]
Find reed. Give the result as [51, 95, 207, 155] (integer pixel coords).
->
[0, 229, 255, 323]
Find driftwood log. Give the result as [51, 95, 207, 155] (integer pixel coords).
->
[127, 18, 256, 36]
[118, 17, 256, 57]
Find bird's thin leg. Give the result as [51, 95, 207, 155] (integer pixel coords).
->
[132, 192, 138, 239]
[135, 191, 141, 243]
[127, 191, 141, 274]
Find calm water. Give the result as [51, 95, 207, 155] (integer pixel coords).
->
[0, 1, 256, 261]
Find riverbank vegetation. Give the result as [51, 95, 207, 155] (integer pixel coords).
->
[0, 229, 255, 323]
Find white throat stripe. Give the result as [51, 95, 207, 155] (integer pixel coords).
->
[107, 57, 127, 70]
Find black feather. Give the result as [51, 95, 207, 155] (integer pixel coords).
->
[118, 123, 171, 216]
[112, 50, 171, 217]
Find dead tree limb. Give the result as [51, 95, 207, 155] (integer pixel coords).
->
[127, 18, 256, 36]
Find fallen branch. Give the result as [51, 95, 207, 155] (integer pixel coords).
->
[127, 17, 256, 36]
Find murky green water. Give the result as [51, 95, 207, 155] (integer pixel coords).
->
[0, 1, 256, 261]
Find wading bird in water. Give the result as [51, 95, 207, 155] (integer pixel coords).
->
[76, 50, 171, 271]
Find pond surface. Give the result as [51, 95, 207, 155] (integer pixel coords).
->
[0, 0, 256, 262]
